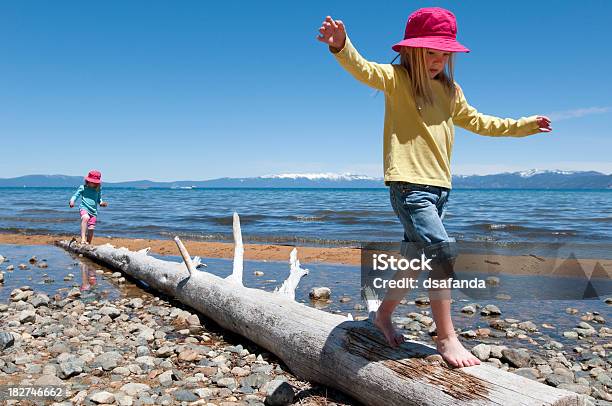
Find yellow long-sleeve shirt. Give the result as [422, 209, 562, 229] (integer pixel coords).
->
[332, 36, 540, 189]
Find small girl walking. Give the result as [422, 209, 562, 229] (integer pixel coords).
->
[69, 170, 108, 244]
[317, 7, 551, 367]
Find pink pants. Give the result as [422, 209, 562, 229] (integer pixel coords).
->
[80, 210, 97, 229]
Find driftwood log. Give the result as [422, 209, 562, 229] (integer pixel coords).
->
[57, 213, 585, 406]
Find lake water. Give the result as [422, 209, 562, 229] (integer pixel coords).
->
[0, 188, 610, 252]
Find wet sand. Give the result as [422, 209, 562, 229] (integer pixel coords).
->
[0, 233, 610, 278]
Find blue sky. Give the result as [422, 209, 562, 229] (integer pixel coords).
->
[0, 1, 610, 181]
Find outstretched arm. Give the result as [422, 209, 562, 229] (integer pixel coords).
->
[69, 185, 84, 208]
[453, 85, 552, 136]
[317, 16, 395, 92]
[98, 189, 108, 207]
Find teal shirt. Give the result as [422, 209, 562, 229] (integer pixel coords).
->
[71, 185, 102, 216]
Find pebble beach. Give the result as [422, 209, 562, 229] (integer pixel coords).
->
[0, 242, 610, 405]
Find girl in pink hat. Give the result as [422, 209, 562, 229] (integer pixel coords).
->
[317, 7, 552, 368]
[69, 170, 108, 244]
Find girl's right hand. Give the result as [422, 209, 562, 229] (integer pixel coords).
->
[317, 16, 346, 51]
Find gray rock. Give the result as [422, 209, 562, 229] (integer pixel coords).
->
[119, 383, 151, 397]
[241, 373, 272, 388]
[545, 373, 574, 387]
[173, 390, 198, 402]
[58, 355, 84, 379]
[471, 344, 491, 361]
[547, 341, 564, 350]
[155, 346, 174, 358]
[34, 374, 64, 386]
[0, 332, 15, 350]
[115, 393, 134, 406]
[136, 346, 150, 357]
[308, 287, 331, 300]
[563, 331, 579, 339]
[517, 321, 537, 332]
[481, 304, 502, 316]
[90, 391, 115, 404]
[595, 372, 612, 388]
[128, 298, 144, 308]
[159, 370, 174, 387]
[585, 357, 606, 369]
[461, 305, 476, 314]
[486, 276, 500, 286]
[30, 294, 50, 308]
[489, 345, 507, 359]
[514, 368, 539, 381]
[251, 364, 274, 375]
[264, 379, 294, 406]
[459, 330, 477, 338]
[99, 306, 121, 319]
[217, 377, 237, 390]
[194, 388, 213, 399]
[98, 351, 123, 371]
[501, 348, 530, 368]
[18, 310, 36, 324]
[414, 296, 430, 305]
[575, 327, 595, 337]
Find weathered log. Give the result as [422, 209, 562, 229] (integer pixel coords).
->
[56, 218, 585, 405]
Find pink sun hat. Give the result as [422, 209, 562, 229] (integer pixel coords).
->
[392, 7, 470, 53]
[85, 170, 102, 184]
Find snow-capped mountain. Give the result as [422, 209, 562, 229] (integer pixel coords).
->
[261, 172, 377, 181]
[517, 169, 578, 178]
[0, 170, 610, 189]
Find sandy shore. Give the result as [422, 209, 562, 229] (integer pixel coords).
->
[0, 233, 362, 266]
[0, 233, 609, 278]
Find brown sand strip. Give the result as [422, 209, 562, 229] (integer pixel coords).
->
[0, 233, 609, 278]
[0, 233, 362, 265]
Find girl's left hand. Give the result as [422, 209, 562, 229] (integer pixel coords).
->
[100, 201, 108, 207]
[536, 116, 552, 132]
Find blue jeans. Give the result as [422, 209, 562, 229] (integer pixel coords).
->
[389, 182, 457, 263]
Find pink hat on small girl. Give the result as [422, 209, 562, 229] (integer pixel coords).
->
[85, 170, 102, 184]
[392, 7, 470, 53]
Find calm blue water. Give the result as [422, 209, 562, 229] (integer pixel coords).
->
[0, 187, 610, 250]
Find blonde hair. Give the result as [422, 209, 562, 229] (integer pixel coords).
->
[398, 47, 456, 108]
[84, 180, 101, 191]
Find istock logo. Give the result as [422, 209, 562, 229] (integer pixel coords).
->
[372, 253, 432, 272]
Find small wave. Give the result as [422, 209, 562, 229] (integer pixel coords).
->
[291, 215, 325, 222]
[585, 217, 612, 223]
[474, 223, 531, 232]
[19, 208, 66, 214]
[0, 216, 75, 224]
[312, 209, 384, 218]
[193, 214, 268, 226]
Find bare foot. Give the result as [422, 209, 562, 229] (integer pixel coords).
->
[436, 335, 481, 368]
[373, 312, 405, 347]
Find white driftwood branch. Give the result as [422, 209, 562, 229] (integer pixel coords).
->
[173, 237, 196, 275]
[137, 247, 151, 255]
[57, 240, 584, 406]
[274, 248, 309, 301]
[363, 286, 382, 321]
[226, 212, 244, 285]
